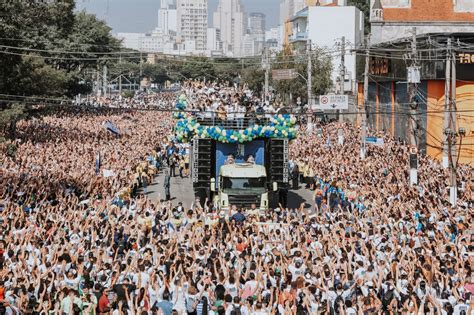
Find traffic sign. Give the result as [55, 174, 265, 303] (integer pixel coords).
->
[319, 95, 348, 110]
[272, 69, 297, 80]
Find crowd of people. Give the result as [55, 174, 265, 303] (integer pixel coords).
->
[0, 82, 473, 315]
[181, 81, 286, 127]
[79, 91, 177, 110]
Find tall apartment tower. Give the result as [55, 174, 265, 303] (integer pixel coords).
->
[177, 0, 208, 51]
[213, 0, 245, 57]
[248, 12, 266, 35]
[158, 0, 177, 35]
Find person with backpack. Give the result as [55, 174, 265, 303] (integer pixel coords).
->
[225, 296, 249, 315]
[327, 283, 350, 315]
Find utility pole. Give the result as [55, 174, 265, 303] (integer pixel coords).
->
[96, 66, 101, 98]
[361, 36, 370, 160]
[262, 47, 270, 103]
[449, 47, 458, 207]
[139, 51, 143, 75]
[408, 27, 418, 186]
[307, 39, 313, 132]
[443, 38, 451, 169]
[339, 36, 346, 123]
[119, 53, 123, 98]
[102, 64, 108, 98]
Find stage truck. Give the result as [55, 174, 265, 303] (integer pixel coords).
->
[191, 136, 289, 212]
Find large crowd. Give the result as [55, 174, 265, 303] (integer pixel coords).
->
[181, 81, 286, 124]
[81, 91, 177, 109]
[0, 82, 472, 315]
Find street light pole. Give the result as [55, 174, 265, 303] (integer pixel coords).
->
[307, 39, 313, 132]
[262, 47, 270, 103]
[361, 36, 370, 160]
[449, 48, 458, 207]
[408, 27, 418, 186]
[339, 36, 345, 123]
[119, 53, 123, 98]
[307, 39, 312, 107]
[443, 38, 452, 169]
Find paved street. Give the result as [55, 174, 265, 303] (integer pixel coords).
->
[146, 170, 196, 208]
[146, 168, 315, 210]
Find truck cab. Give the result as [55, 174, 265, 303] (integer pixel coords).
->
[191, 137, 289, 213]
[211, 163, 274, 211]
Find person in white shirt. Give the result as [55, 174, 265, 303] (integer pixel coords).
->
[225, 296, 250, 315]
[288, 260, 306, 282]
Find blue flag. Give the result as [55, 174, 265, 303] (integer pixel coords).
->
[95, 152, 101, 175]
[104, 120, 120, 135]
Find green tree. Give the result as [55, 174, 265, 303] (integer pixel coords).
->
[272, 49, 332, 104]
[0, 0, 124, 139]
[180, 57, 216, 81]
[241, 66, 265, 95]
[142, 63, 171, 84]
[0, 1, 121, 97]
[213, 58, 242, 83]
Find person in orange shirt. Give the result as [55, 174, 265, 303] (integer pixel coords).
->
[278, 283, 296, 306]
[235, 237, 248, 252]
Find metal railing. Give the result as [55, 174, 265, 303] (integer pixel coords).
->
[194, 116, 272, 130]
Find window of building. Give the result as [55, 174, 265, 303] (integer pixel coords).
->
[454, 0, 474, 12]
[378, 0, 410, 8]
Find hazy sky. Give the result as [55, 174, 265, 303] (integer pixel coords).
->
[77, 0, 279, 34]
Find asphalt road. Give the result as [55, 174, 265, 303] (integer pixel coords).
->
[146, 168, 196, 208]
[146, 168, 315, 211]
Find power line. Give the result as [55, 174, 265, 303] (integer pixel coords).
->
[1, 98, 473, 116]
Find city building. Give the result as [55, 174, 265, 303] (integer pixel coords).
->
[177, 0, 208, 51]
[370, 0, 474, 44]
[248, 13, 266, 54]
[117, 32, 143, 51]
[360, 0, 474, 164]
[117, 29, 169, 53]
[288, 5, 365, 92]
[265, 27, 279, 43]
[355, 33, 474, 164]
[279, 0, 306, 47]
[248, 13, 266, 36]
[213, 0, 245, 57]
[265, 27, 282, 50]
[158, 0, 177, 36]
[278, 0, 341, 48]
[139, 30, 166, 53]
[207, 27, 223, 55]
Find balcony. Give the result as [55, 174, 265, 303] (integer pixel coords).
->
[194, 116, 271, 131]
[289, 31, 308, 43]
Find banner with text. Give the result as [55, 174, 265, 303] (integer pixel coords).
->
[319, 95, 348, 110]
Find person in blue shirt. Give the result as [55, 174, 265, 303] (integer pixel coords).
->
[156, 292, 174, 315]
[231, 207, 246, 225]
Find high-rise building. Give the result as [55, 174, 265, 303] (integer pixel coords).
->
[207, 27, 223, 54]
[246, 13, 265, 56]
[177, 0, 208, 51]
[158, 0, 177, 35]
[213, 0, 245, 57]
[248, 12, 266, 35]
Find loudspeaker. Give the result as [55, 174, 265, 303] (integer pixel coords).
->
[409, 153, 417, 169]
[191, 138, 215, 191]
[267, 138, 289, 185]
